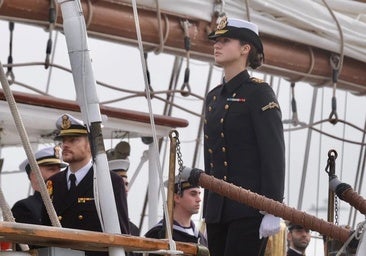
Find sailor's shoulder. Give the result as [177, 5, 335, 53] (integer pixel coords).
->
[250, 77, 266, 84]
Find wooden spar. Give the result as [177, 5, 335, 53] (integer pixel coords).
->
[0, 90, 188, 128]
[185, 168, 352, 243]
[0, 222, 209, 255]
[0, 89, 188, 146]
[338, 189, 366, 215]
[0, 0, 366, 94]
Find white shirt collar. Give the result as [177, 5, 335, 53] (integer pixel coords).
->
[67, 160, 92, 186]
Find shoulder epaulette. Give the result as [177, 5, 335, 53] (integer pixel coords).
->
[250, 77, 265, 84]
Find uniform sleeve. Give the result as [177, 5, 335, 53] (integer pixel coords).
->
[11, 201, 33, 224]
[250, 84, 285, 202]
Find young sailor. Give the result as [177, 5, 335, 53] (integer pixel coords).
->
[145, 176, 207, 253]
[203, 15, 285, 256]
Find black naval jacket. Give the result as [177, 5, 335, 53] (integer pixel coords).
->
[203, 70, 285, 223]
[12, 191, 43, 225]
[41, 167, 129, 255]
[145, 220, 208, 248]
[287, 248, 304, 256]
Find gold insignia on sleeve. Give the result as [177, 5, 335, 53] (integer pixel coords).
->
[78, 197, 95, 203]
[262, 102, 280, 111]
[46, 180, 53, 196]
[251, 77, 265, 84]
[61, 114, 71, 129]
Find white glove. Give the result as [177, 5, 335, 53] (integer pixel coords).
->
[259, 214, 281, 238]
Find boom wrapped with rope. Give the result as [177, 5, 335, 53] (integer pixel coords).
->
[180, 166, 362, 252]
[326, 150, 366, 215]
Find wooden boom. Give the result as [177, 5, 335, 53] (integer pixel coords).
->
[0, 222, 209, 255]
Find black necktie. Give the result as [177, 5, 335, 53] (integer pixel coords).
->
[69, 173, 76, 195]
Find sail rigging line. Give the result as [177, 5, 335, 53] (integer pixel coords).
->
[262, 62, 366, 96]
[335, 220, 365, 256]
[290, 82, 299, 126]
[131, 0, 176, 252]
[45, 0, 59, 94]
[153, 0, 165, 54]
[0, 60, 61, 228]
[315, 87, 325, 220]
[244, 0, 251, 21]
[192, 63, 213, 168]
[283, 118, 366, 146]
[85, 0, 93, 28]
[6, 21, 14, 84]
[163, 56, 183, 117]
[180, 20, 192, 97]
[321, 0, 345, 73]
[44, 0, 56, 69]
[348, 118, 366, 228]
[287, 46, 315, 84]
[0, 185, 30, 251]
[339, 91, 349, 181]
[297, 87, 318, 210]
[322, 0, 345, 124]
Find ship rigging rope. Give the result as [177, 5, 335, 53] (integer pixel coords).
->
[244, 0, 251, 21]
[283, 118, 366, 146]
[335, 220, 365, 256]
[0, 186, 30, 251]
[153, 0, 167, 54]
[0, 61, 61, 229]
[86, 0, 93, 28]
[130, 0, 176, 252]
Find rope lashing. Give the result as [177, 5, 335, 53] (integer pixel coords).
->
[144, 52, 154, 98]
[290, 82, 299, 126]
[328, 54, 340, 124]
[45, 0, 56, 69]
[6, 21, 15, 84]
[180, 20, 191, 97]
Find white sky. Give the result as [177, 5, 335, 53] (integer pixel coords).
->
[0, 20, 365, 256]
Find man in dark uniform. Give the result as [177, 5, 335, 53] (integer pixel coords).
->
[108, 159, 141, 256]
[41, 113, 129, 256]
[287, 223, 311, 256]
[145, 176, 207, 254]
[108, 159, 140, 237]
[12, 146, 67, 225]
[203, 15, 285, 256]
[12, 146, 67, 250]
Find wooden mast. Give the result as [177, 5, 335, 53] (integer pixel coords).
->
[0, 0, 365, 94]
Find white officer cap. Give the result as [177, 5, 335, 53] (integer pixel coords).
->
[108, 159, 130, 178]
[19, 146, 68, 176]
[55, 113, 88, 138]
[208, 15, 263, 54]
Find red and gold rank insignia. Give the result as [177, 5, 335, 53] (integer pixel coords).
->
[46, 180, 53, 197]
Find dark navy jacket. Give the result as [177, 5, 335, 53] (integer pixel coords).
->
[12, 191, 43, 225]
[203, 70, 285, 223]
[145, 219, 207, 246]
[42, 167, 129, 256]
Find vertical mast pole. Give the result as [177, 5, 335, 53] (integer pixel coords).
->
[56, 1, 125, 255]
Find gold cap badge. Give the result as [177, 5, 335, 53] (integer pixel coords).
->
[217, 15, 228, 30]
[61, 114, 71, 130]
